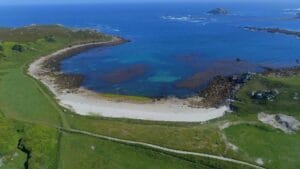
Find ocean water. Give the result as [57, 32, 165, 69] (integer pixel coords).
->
[1, 2, 300, 98]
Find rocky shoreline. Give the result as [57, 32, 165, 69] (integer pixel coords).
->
[243, 26, 300, 38]
[262, 66, 300, 77]
[40, 37, 129, 91]
[193, 73, 253, 108]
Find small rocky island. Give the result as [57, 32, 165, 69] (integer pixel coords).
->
[243, 26, 300, 38]
[207, 8, 228, 15]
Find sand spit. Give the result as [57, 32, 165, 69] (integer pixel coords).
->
[28, 38, 228, 122]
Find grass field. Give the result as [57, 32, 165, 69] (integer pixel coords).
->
[1, 25, 299, 169]
[224, 75, 300, 169]
[65, 113, 228, 155]
[99, 93, 153, 103]
[225, 123, 300, 169]
[0, 117, 58, 169]
[233, 75, 300, 120]
[58, 132, 215, 169]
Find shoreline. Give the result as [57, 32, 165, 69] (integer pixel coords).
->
[28, 37, 229, 122]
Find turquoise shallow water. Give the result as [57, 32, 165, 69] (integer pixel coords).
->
[1, 2, 300, 97]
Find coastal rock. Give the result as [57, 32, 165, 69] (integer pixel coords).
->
[250, 89, 278, 101]
[275, 114, 300, 131]
[195, 73, 252, 108]
[54, 73, 84, 90]
[258, 112, 300, 133]
[262, 66, 300, 78]
[207, 8, 228, 15]
[243, 26, 300, 38]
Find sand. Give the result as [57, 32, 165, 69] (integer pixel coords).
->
[28, 40, 228, 122]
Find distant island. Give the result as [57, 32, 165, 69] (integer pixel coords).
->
[207, 8, 229, 15]
[243, 26, 300, 38]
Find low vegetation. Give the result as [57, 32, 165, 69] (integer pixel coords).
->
[225, 74, 300, 169]
[65, 113, 228, 155]
[0, 117, 58, 169]
[59, 132, 216, 169]
[99, 93, 153, 103]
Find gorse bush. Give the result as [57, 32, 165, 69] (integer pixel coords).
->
[44, 35, 56, 42]
[12, 44, 24, 52]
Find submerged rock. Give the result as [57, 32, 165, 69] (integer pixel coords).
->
[207, 8, 228, 15]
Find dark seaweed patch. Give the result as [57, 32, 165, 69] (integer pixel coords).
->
[101, 64, 149, 84]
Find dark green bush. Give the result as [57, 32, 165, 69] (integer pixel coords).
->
[44, 35, 56, 42]
[0, 53, 6, 58]
[0, 45, 3, 51]
[12, 44, 24, 52]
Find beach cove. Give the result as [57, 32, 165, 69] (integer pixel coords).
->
[28, 36, 228, 122]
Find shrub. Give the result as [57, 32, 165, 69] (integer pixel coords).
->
[0, 53, 6, 58]
[44, 35, 56, 42]
[0, 45, 3, 51]
[12, 44, 24, 52]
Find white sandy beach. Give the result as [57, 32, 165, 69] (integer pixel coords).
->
[28, 40, 228, 122]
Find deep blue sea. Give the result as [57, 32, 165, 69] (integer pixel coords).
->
[1, 2, 300, 97]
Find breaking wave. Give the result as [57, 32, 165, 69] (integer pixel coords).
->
[161, 15, 215, 25]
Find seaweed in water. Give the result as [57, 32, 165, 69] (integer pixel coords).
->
[102, 64, 148, 83]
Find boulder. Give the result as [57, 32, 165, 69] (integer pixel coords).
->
[258, 112, 300, 133]
[275, 114, 300, 131]
[250, 89, 279, 101]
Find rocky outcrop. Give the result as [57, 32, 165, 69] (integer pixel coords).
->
[250, 89, 279, 101]
[262, 66, 300, 78]
[258, 112, 300, 133]
[243, 26, 300, 38]
[275, 114, 300, 131]
[195, 73, 253, 108]
[207, 8, 228, 15]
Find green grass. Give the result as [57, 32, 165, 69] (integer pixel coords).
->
[225, 124, 300, 169]
[0, 118, 26, 169]
[233, 75, 300, 120]
[65, 113, 228, 155]
[223, 75, 300, 169]
[99, 93, 153, 103]
[0, 25, 112, 126]
[58, 132, 220, 169]
[0, 69, 61, 126]
[0, 117, 59, 169]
